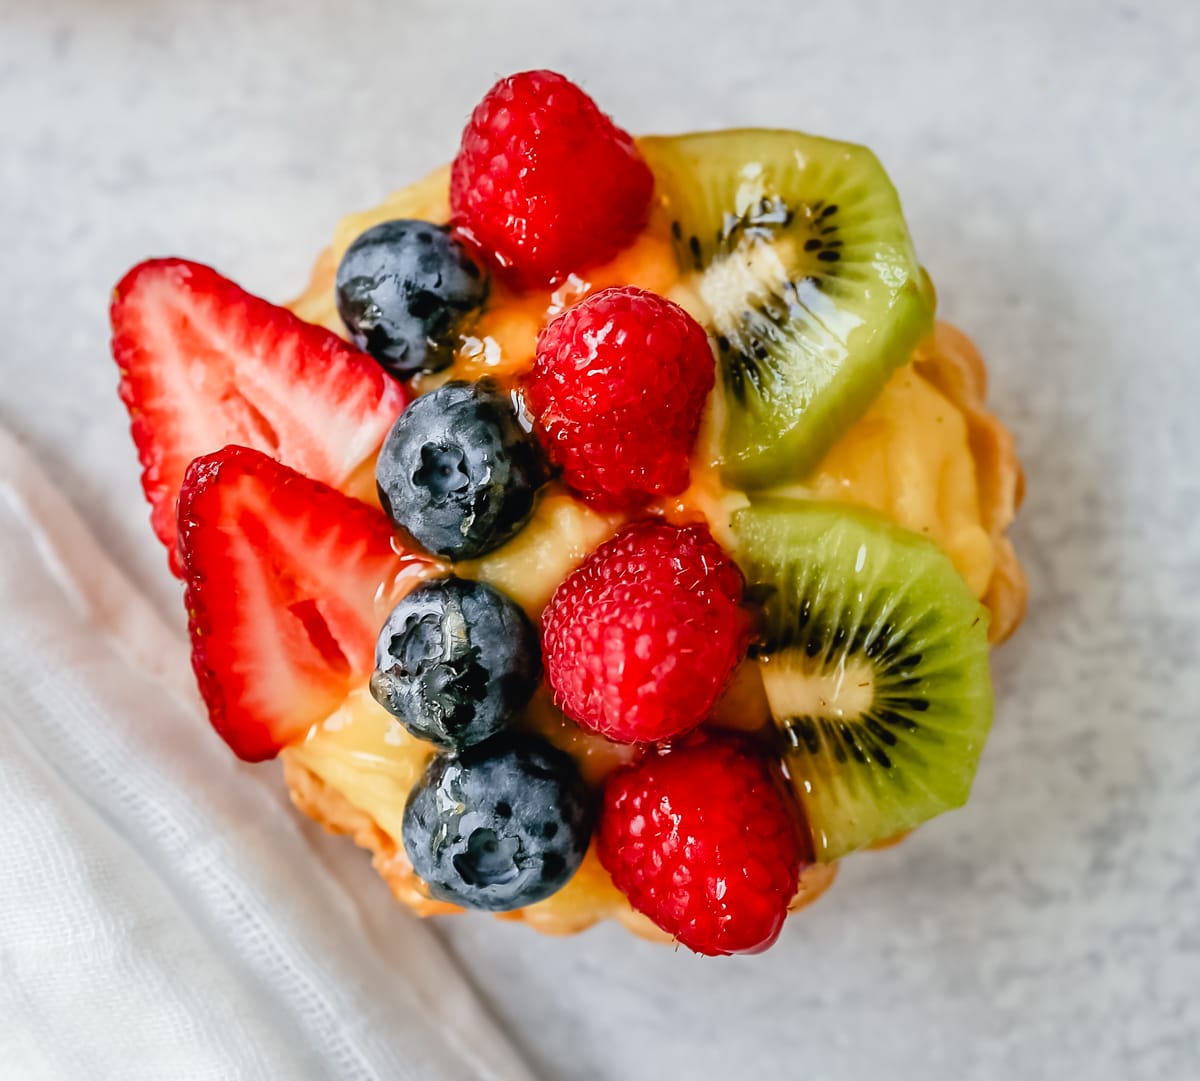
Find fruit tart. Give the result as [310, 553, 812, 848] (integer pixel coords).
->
[110, 70, 1025, 955]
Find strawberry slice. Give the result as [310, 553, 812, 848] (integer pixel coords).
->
[178, 445, 429, 762]
[111, 259, 408, 575]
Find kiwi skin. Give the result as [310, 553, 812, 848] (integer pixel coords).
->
[638, 130, 935, 490]
[732, 498, 993, 862]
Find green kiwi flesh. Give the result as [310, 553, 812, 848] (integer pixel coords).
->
[639, 130, 935, 490]
[732, 499, 992, 861]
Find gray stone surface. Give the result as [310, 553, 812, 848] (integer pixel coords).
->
[2, 1, 1197, 1078]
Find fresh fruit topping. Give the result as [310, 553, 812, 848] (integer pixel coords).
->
[597, 732, 808, 956]
[178, 446, 420, 762]
[110, 259, 407, 574]
[449, 70, 653, 287]
[402, 735, 593, 911]
[526, 286, 715, 510]
[335, 219, 489, 379]
[541, 520, 750, 744]
[732, 500, 992, 861]
[370, 576, 541, 751]
[376, 378, 549, 561]
[638, 130, 935, 489]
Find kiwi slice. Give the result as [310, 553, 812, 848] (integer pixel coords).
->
[639, 130, 934, 489]
[732, 499, 992, 861]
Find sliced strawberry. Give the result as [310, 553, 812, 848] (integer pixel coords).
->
[178, 445, 430, 762]
[111, 258, 408, 575]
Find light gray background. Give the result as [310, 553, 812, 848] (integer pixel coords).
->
[3, 1, 1198, 1079]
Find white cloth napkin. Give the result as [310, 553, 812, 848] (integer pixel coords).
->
[0, 426, 536, 1081]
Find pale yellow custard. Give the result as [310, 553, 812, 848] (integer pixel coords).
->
[281, 163, 1026, 933]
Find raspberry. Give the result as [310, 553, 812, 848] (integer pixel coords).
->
[450, 70, 653, 287]
[597, 732, 810, 956]
[541, 519, 750, 743]
[526, 286, 714, 510]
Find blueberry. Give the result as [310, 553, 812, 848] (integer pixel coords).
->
[336, 219, 489, 378]
[402, 736, 593, 911]
[370, 576, 541, 751]
[376, 379, 548, 560]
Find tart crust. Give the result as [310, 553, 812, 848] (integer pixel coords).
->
[913, 322, 1028, 644]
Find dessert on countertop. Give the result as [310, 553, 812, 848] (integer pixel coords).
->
[110, 70, 1025, 955]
